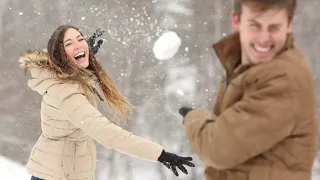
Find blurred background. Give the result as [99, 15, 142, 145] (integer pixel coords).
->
[0, 0, 319, 179]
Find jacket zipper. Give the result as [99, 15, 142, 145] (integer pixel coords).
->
[219, 63, 249, 110]
[73, 142, 76, 171]
[219, 76, 229, 109]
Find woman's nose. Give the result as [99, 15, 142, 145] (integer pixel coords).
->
[74, 41, 82, 50]
[75, 44, 81, 50]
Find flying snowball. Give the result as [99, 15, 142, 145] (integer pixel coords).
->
[152, 31, 181, 61]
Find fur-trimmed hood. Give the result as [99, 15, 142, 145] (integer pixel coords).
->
[19, 49, 61, 95]
[19, 49, 50, 70]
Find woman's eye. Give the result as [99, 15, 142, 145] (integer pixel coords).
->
[250, 24, 258, 28]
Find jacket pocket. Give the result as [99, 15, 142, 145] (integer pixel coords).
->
[29, 147, 62, 177]
[62, 155, 92, 179]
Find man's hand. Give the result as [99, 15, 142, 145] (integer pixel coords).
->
[178, 107, 194, 124]
[179, 107, 193, 117]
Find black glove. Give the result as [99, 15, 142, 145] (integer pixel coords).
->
[87, 28, 105, 54]
[179, 107, 193, 117]
[157, 150, 195, 176]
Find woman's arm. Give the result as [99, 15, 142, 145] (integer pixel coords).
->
[58, 84, 195, 175]
[58, 84, 163, 162]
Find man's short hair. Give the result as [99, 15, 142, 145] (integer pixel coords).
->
[233, 0, 297, 22]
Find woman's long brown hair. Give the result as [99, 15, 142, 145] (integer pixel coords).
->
[47, 24, 133, 118]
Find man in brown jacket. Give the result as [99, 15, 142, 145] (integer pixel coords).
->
[179, 0, 319, 179]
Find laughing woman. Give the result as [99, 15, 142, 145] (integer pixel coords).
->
[20, 24, 194, 180]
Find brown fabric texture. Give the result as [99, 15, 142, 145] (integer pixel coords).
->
[184, 32, 318, 180]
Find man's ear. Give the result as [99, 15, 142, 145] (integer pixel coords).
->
[232, 11, 240, 31]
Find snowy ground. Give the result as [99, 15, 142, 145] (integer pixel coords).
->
[312, 154, 320, 180]
[0, 156, 30, 179]
[1, 155, 319, 180]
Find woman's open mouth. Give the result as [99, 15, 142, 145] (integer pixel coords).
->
[74, 51, 86, 61]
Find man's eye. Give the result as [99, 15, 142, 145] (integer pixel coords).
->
[270, 27, 279, 32]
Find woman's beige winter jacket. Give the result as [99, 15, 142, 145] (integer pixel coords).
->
[19, 50, 164, 180]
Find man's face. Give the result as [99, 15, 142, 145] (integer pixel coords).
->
[232, 4, 293, 64]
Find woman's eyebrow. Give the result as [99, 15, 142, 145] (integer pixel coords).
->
[64, 35, 82, 43]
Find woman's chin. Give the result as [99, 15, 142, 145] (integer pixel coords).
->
[76, 61, 89, 69]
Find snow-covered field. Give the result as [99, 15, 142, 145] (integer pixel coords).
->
[0, 156, 30, 179]
[1, 155, 319, 180]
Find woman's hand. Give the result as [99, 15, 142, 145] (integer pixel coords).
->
[157, 150, 195, 176]
[87, 28, 105, 54]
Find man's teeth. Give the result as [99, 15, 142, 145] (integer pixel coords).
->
[254, 45, 271, 53]
[74, 52, 85, 58]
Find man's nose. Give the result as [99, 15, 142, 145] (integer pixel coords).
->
[257, 31, 271, 46]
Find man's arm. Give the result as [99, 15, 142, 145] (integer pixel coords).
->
[184, 72, 296, 170]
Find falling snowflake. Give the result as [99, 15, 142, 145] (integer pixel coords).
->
[176, 89, 184, 96]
